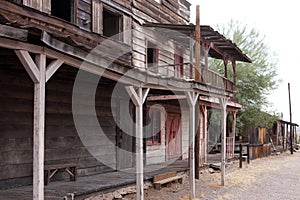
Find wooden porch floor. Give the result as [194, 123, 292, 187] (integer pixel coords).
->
[0, 160, 188, 200]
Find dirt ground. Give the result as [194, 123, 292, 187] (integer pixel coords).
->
[89, 151, 300, 200]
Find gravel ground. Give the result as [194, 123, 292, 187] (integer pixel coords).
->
[122, 151, 300, 200]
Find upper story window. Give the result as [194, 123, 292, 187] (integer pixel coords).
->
[51, 0, 75, 22]
[103, 7, 122, 40]
[174, 49, 184, 78]
[146, 41, 158, 70]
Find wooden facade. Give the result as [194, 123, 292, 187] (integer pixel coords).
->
[0, 0, 251, 199]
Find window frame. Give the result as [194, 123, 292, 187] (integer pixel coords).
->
[174, 47, 184, 78]
[146, 107, 162, 146]
[50, 0, 77, 23]
[146, 40, 159, 72]
[102, 5, 123, 41]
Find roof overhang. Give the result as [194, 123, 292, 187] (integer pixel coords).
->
[144, 22, 252, 63]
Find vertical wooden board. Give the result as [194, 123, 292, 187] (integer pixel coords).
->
[23, 0, 42, 11]
[123, 15, 132, 45]
[42, 0, 51, 14]
[92, 0, 103, 34]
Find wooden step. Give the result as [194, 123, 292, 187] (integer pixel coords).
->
[153, 174, 185, 190]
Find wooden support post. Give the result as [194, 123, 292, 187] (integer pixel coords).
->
[232, 60, 237, 101]
[288, 83, 293, 154]
[195, 108, 200, 180]
[185, 91, 199, 200]
[223, 58, 228, 79]
[195, 5, 201, 82]
[125, 86, 149, 200]
[247, 144, 250, 164]
[239, 144, 242, 168]
[219, 98, 227, 186]
[189, 37, 194, 79]
[202, 105, 208, 163]
[33, 54, 46, 200]
[15, 50, 64, 200]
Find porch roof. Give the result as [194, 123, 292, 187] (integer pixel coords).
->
[144, 22, 252, 63]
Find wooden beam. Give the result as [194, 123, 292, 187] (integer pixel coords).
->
[14, 50, 40, 83]
[45, 59, 64, 82]
[219, 97, 228, 186]
[125, 86, 149, 200]
[0, 25, 28, 41]
[185, 91, 199, 200]
[195, 107, 200, 180]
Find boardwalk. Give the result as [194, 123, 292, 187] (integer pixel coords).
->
[0, 160, 188, 200]
[125, 151, 300, 199]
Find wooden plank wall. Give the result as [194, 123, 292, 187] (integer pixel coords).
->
[132, 0, 190, 24]
[131, 0, 191, 72]
[0, 64, 117, 189]
[77, 0, 92, 31]
[132, 22, 190, 73]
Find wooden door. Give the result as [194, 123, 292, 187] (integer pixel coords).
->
[166, 113, 182, 160]
[116, 99, 134, 170]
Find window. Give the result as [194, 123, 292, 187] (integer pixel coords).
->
[103, 8, 122, 39]
[174, 49, 184, 78]
[146, 41, 158, 69]
[146, 108, 161, 145]
[51, 0, 74, 22]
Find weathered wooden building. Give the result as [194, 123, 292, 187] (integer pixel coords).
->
[0, 0, 251, 199]
[271, 120, 299, 151]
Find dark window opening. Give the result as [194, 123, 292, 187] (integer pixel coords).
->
[146, 108, 161, 145]
[147, 41, 158, 69]
[174, 51, 184, 78]
[51, 0, 74, 22]
[103, 9, 122, 39]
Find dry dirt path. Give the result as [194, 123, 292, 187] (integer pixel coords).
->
[123, 151, 300, 200]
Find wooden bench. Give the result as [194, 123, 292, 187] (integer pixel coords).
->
[44, 163, 77, 185]
[153, 171, 184, 190]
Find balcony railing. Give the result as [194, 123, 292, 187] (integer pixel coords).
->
[149, 63, 235, 93]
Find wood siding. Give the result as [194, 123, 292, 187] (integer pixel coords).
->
[78, 0, 92, 31]
[0, 63, 118, 189]
[132, 21, 190, 74]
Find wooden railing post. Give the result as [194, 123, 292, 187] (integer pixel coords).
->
[247, 144, 250, 164]
[239, 143, 242, 168]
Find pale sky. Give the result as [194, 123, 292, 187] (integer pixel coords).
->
[189, 0, 300, 124]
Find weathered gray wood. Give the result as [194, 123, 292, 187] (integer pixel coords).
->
[219, 97, 227, 186]
[33, 54, 46, 200]
[125, 86, 149, 200]
[92, 0, 103, 34]
[123, 15, 132, 45]
[45, 59, 64, 82]
[14, 50, 40, 83]
[0, 25, 28, 41]
[185, 91, 199, 200]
